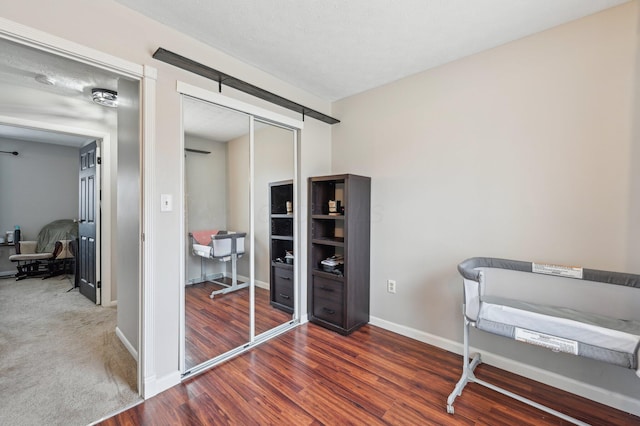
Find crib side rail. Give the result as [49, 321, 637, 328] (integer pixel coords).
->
[458, 257, 640, 288]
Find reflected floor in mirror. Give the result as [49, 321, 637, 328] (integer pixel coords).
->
[185, 280, 292, 370]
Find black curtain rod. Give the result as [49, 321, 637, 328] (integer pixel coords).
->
[0, 150, 18, 156]
[185, 148, 211, 154]
[152, 48, 340, 125]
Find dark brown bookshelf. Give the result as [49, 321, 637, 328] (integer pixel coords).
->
[269, 180, 294, 313]
[308, 174, 371, 335]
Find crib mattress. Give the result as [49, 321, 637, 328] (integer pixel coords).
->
[191, 231, 245, 258]
[477, 296, 640, 374]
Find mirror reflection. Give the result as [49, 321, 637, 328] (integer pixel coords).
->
[183, 97, 251, 370]
[183, 97, 296, 372]
[254, 120, 295, 336]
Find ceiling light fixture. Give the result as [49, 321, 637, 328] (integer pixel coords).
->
[92, 88, 118, 108]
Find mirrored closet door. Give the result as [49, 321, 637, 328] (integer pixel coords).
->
[181, 92, 299, 375]
[254, 120, 296, 338]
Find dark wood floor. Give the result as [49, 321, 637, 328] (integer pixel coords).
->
[185, 281, 292, 369]
[101, 323, 639, 425]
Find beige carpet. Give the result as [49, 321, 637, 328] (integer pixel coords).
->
[0, 276, 140, 426]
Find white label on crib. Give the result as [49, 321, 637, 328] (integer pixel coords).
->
[515, 328, 578, 355]
[532, 262, 583, 279]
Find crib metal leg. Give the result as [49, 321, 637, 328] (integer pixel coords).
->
[446, 315, 591, 426]
[209, 253, 249, 299]
[447, 316, 481, 414]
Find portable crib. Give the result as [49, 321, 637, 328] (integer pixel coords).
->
[447, 257, 640, 425]
[189, 230, 247, 299]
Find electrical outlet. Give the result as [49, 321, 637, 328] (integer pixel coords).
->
[387, 279, 396, 294]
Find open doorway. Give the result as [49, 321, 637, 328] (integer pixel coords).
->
[0, 34, 143, 424]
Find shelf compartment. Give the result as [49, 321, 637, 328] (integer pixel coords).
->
[271, 238, 294, 263]
[270, 180, 294, 215]
[310, 179, 345, 215]
[271, 217, 293, 237]
[310, 244, 343, 274]
[311, 219, 344, 241]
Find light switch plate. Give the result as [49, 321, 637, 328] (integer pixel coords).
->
[161, 194, 173, 212]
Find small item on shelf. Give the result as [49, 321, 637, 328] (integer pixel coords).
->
[328, 200, 341, 216]
[285, 250, 294, 264]
[321, 254, 343, 272]
[286, 201, 292, 215]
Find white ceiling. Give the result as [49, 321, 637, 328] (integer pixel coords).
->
[0, 38, 121, 147]
[0, 38, 245, 144]
[114, 0, 628, 101]
[183, 96, 268, 142]
[0, 1, 629, 144]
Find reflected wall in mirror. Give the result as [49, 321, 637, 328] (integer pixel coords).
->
[183, 97, 251, 370]
[254, 121, 295, 336]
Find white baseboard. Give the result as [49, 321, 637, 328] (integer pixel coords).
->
[188, 273, 269, 290]
[236, 274, 269, 290]
[254, 279, 269, 290]
[143, 370, 181, 399]
[116, 326, 138, 362]
[369, 316, 640, 417]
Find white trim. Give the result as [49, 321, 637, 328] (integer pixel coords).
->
[178, 94, 186, 375]
[293, 128, 301, 321]
[0, 17, 142, 79]
[143, 371, 182, 399]
[369, 316, 640, 417]
[140, 65, 158, 399]
[116, 326, 139, 362]
[255, 279, 269, 290]
[176, 82, 304, 131]
[369, 316, 460, 354]
[0, 115, 110, 140]
[249, 115, 256, 341]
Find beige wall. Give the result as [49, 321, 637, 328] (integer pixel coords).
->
[184, 134, 228, 283]
[332, 1, 640, 412]
[0, 138, 79, 240]
[254, 125, 295, 284]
